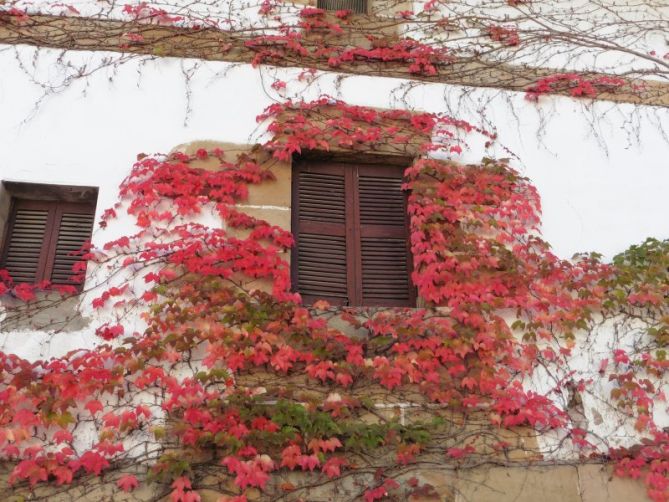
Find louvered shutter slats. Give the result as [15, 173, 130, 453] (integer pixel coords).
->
[317, 0, 367, 14]
[358, 167, 413, 306]
[359, 176, 406, 226]
[297, 172, 346, 224]
[361, 238, 410, 302]
[1, 199, 95, 287]
[293, 161, 414, 307]
[297, 246, 348, 298]
[2, 207, 49, 283]
[295, 167, 351, 305]
[50, 211, 95, 284]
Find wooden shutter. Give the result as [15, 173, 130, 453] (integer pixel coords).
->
[48, 205, 96, 285]
[293, 161, 414, 307]
[1, 200, 51, 283]
[317, 0, 367, 14]
[356, 165, 413, 307]
[1, 199, 95, 285]
[293, 163, 352, 306]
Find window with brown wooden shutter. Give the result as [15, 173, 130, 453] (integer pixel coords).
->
[292, 161, 414, 307]
[317, 0, 367, 14]
[1, 198, 96, 287]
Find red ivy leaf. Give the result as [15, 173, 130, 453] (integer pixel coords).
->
[84, 400, 104, 416]
[117, 474, 140, 492]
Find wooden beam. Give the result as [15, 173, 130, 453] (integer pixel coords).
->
[1, 13, 668, 107]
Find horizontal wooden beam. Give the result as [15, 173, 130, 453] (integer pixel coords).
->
[1, 13, 667, 107]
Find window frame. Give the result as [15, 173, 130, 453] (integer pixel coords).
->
[0, 189, 97, 287]
[291, 159, 415, 307]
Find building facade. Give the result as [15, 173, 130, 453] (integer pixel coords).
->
[0, 0, 669, 500]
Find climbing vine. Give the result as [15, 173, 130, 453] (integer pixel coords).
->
[0, 98, 667, 501]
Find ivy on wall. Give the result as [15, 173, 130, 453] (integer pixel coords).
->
[0, 99, 667, 501]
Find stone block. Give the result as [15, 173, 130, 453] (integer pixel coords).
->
[170, 141, 292, 208]
[232, 206, 291, 233]
[171, 140, 250, 170]
[578, 464, 650, 502]
[454, 465, 582, 502]
[246, 158, 291, 208]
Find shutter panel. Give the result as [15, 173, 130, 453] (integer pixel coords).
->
[1, 202, 51, 283]
[49, 208, 95, 284]
[292, 161, 413, 307]
[296, 170, 346, 224]
[317, 0, 367, 14]
[1, 199, 95, 286]
[357, 166, 413, 306]
[361, 237, 410, 302]
[358, 174, 406, 226]
[293, 164, 352, 305]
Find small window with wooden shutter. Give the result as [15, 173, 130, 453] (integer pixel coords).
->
[0, 188, 97, 288]
[317, 0, 367, 14]
[292, 161, 414, 307]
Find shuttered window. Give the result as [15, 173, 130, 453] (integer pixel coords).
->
[292, 161, 414, 307]
[317, 0, 367, 14]
[0, 198, 96, 286]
